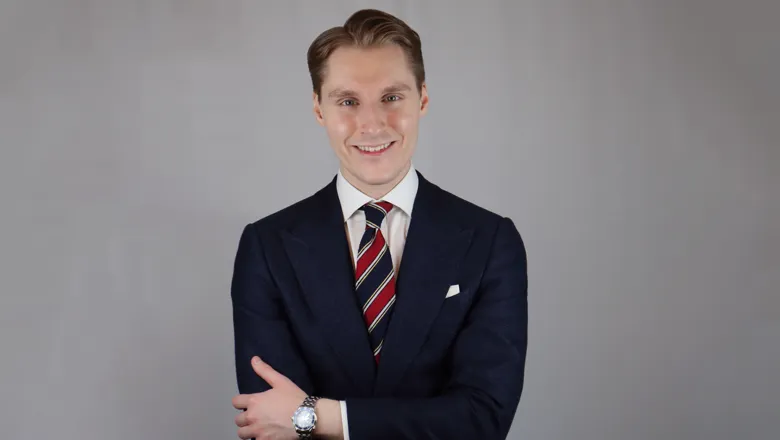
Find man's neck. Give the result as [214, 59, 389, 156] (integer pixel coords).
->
[341, 162, 411, 200]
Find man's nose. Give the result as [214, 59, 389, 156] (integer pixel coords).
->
[356, 103, 386, 134]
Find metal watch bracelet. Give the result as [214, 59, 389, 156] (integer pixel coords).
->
[296, 395, 321, 439]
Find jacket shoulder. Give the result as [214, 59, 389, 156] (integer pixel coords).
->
[428, 180, 508, 228]
[244, 181, 332, 234]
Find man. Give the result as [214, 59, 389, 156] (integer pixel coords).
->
[230, 9, 528, 440]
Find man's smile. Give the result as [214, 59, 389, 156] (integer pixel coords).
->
[352, 140, 397, 155]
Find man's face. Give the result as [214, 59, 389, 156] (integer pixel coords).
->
[313, 44, 428, 190]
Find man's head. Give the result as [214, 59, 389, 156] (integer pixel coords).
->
[307, 9, 429, 197]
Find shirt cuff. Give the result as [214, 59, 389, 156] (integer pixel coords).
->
[339, 400, 350, 440]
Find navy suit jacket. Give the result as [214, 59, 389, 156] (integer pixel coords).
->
[231, 170, 528, 439]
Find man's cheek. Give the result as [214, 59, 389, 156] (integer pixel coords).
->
[332, 119, 355, 138]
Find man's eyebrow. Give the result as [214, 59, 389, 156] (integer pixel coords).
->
[382, 83, 412, 94]
[326, 83, 413, 99]
[327, 88, 357, 99]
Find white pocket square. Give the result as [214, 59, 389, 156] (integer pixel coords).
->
[445, 284, 460, 298]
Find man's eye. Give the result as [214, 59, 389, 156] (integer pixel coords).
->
[385, 95, 401, 102]
[341, 99, 356, 106]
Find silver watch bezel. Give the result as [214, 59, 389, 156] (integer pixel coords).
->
[291, 401, 318, 434]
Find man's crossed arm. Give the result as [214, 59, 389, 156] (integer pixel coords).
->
[230, 217, 528, 440]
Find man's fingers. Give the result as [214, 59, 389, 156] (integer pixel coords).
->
[234, 411, 250, 428]
[237, 425, 256, 440]
[250, 356, 290, 388]
[231, 394, 249, 410]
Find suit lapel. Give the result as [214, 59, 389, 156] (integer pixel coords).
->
[374, 173, 474, 395]
[280, 178, 376, 396]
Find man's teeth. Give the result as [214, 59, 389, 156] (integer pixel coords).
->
[356, 142, 392, 152]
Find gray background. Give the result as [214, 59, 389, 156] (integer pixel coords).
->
[1, 0, 777, 439]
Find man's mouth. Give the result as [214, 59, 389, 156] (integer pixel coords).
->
[353, 141, 396, 154]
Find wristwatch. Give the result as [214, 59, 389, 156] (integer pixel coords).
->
[291, 395, 321, 439]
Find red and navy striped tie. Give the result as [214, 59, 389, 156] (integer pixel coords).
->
[354, 201, 396, 363]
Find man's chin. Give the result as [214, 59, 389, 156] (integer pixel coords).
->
[358, 174, 395, 187]
[349, 169, 401, 188]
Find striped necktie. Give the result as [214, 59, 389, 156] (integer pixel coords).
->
[354, 201, 396, 363]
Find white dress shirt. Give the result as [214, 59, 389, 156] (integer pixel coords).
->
[334, 163, 419, 440]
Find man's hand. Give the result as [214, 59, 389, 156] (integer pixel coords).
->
[232, 356, 306, 440]
[231, 356, 344, 440]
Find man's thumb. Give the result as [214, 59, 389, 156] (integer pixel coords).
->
[251, 356, 282, 388]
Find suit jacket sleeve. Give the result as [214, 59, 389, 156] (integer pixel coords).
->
[231, 223, 314, 395]
[345, 216, 528, 440]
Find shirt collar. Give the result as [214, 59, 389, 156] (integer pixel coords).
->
[336, 163, 419, 222]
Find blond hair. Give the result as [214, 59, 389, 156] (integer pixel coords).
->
[306, 9, 425, 99]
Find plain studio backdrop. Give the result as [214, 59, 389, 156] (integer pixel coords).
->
[1, 1, 777, 439]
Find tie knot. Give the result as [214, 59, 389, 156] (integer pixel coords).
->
[360, 201, 393, 229]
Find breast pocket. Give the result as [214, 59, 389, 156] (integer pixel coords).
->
[420, 282, 475, 354]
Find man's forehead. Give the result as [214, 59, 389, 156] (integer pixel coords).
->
[328, 44, 407, 66]
[321, 45, 415, 94]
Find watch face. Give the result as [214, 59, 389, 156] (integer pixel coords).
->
[293, 407, 316, 430]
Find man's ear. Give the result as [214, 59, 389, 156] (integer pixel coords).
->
[313, 91, 325, 126]
[419, 83, 429, 116]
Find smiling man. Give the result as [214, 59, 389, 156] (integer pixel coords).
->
[230, 9, 528, 440]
